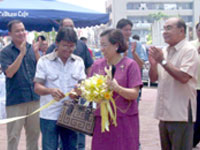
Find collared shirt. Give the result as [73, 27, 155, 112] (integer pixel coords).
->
[46, 40, 93, 69]
[0, 42, 39, 106]
[154, 39, 199, 122]
[190, 39, 200, 89]
[34, 51, 86, 120]
[127, 38, 148, 61]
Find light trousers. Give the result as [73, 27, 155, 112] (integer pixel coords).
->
[6, 100, 40, 150]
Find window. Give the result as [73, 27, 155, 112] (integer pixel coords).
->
[127, 16, 153, 23]
[126, 2, 193, 10]
[181, 16, 193, 22]
[177, 2, 193, 9]
[127, 2, 140, 10]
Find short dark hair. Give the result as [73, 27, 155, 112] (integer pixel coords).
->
[176, 18, 186, 34]
[132, 34, 140, 41]
[7, 20, 23, 32]
[56, 27, 77, 43]
[196, 22, 200, 29]
[116, 18, 133, 29]
[100, 29, 128, 53]
[80, 37, 87, 41]
[36, 35, 46, 41]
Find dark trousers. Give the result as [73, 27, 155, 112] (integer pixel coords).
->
[159, 103, 194, 150]
[40, 118, 78, 150]
[193, 90, 200, 147]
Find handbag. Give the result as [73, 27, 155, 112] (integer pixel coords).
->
[57, 99, 95, 136]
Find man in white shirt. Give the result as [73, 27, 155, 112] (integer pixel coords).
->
[34, 27, 86, 150]
[149, 17, 199, 150]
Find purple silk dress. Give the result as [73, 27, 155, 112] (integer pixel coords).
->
[89, 57, 142, 150]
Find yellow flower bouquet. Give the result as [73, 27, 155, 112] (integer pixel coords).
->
[79, 66, 117, 132]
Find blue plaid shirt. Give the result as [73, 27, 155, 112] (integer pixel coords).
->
[0, 42, 39, 106]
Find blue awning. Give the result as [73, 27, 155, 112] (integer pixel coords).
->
[0, 0, 109, 32]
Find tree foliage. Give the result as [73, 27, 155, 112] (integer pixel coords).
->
[149, 12, 168, 22]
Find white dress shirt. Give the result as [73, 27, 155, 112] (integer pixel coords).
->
[34, 51, 86, 120]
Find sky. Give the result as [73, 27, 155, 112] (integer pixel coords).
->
[58, 0, 107, 13]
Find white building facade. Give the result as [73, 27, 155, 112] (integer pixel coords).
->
[106, 0, 200, 44]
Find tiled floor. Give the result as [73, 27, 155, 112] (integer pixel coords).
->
[0, 87, 199, 150]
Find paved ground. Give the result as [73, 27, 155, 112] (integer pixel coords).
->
[1, 87, 200, 150]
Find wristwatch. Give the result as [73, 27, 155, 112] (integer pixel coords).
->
[161, 59, 167, 66]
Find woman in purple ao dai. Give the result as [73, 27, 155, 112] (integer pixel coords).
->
[89, 29, 142, 150]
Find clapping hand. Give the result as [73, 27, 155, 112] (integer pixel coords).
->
[149, 46, 164, 64]
[148, 47, 157, 67]
[19, 40, 27, 56]
[32, 38, 41, 53]
[131, 41, 137, 54]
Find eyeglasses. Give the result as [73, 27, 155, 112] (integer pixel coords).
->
[62, 44, 76, 50]
[100, 44, 110, 49]
[163, 25, 177, 31]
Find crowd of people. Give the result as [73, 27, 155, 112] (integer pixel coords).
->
[0, 16, 200, 150]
